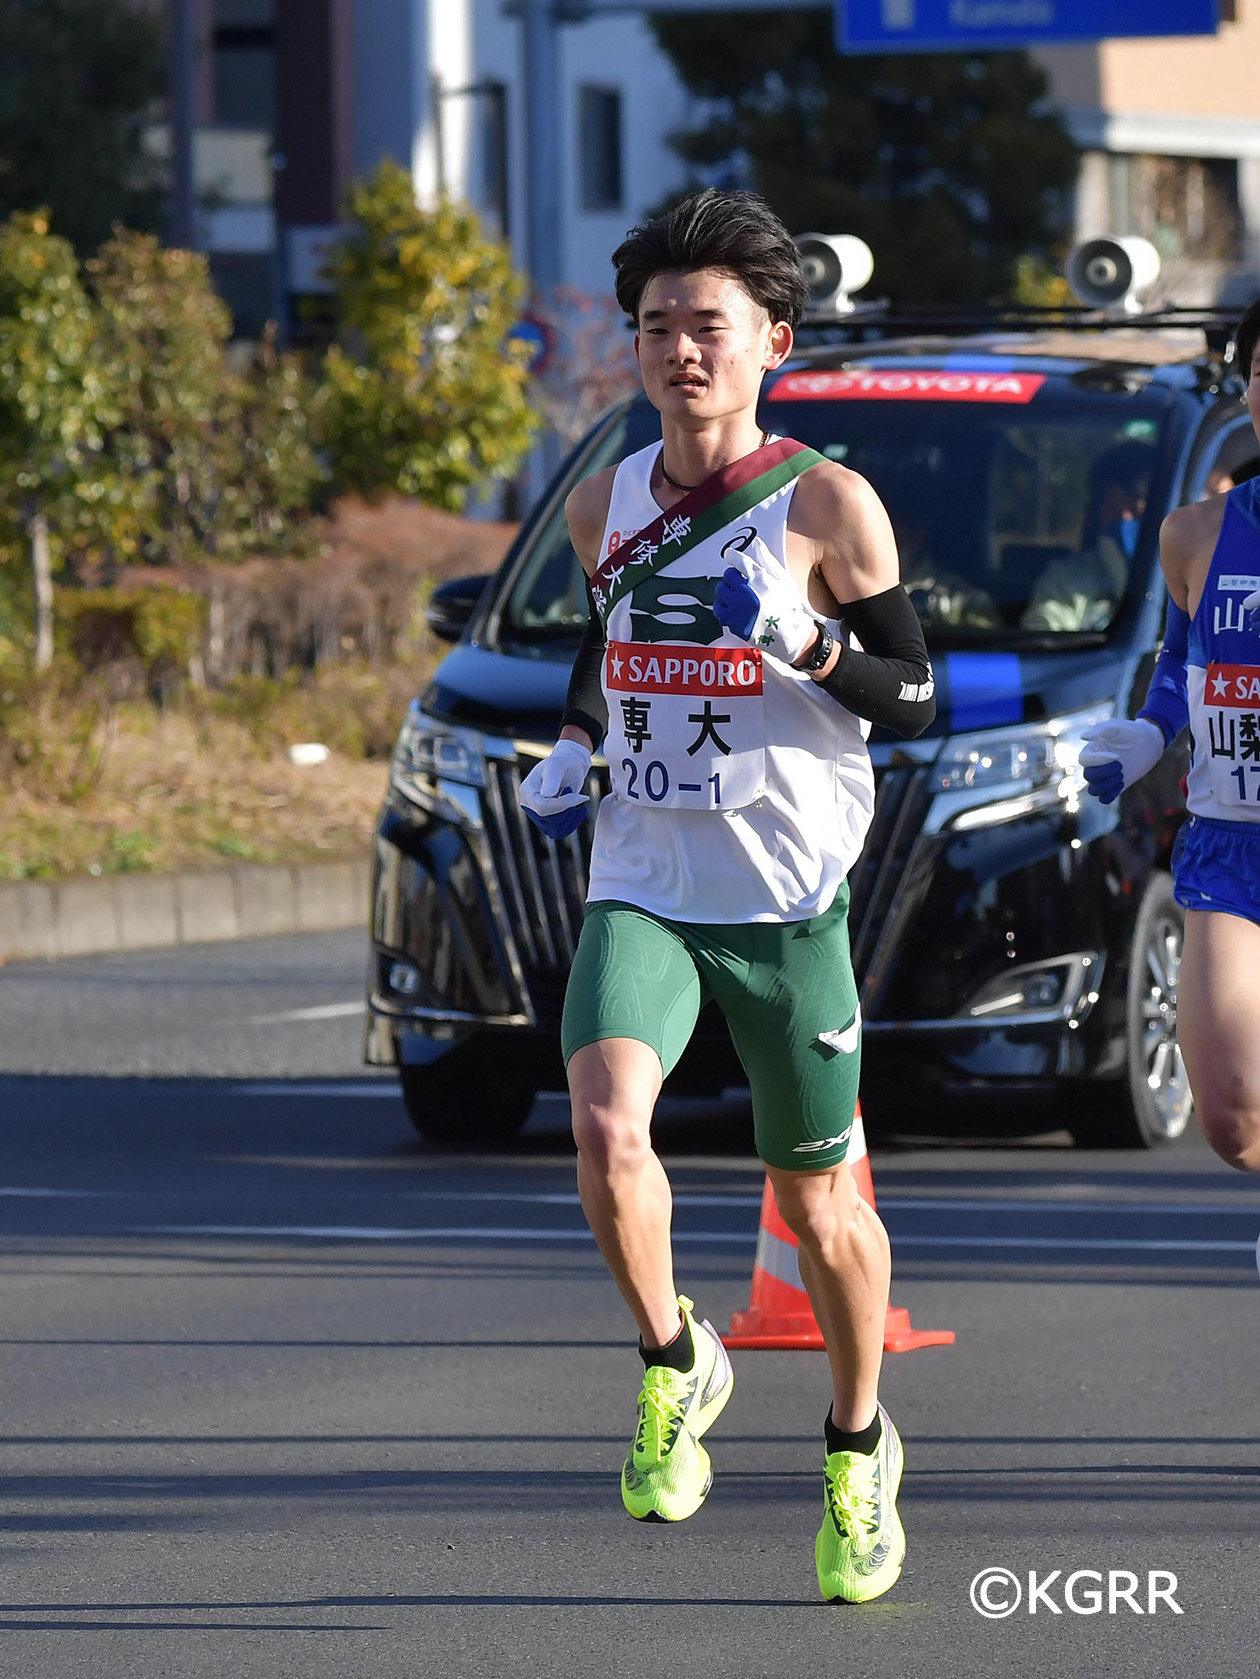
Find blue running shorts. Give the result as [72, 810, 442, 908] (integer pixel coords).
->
[1172, 814, 1260, 927]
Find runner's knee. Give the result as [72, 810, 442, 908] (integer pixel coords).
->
[769, 1168, 858, 1252]
[1197, 1092, 1260, 1172]
[571, 1097, 653, 1175]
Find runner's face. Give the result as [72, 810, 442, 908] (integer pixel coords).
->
[635, 270, 792, 426]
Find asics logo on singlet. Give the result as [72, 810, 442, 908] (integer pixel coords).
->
[720, 526, 758, 562]
[627, 575, 723, 646]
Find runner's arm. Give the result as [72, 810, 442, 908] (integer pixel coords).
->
[1138, 600, 1190, 745]
[818, 587, 936, 738]
[561, 578, 608, 751]
[557, 470, 616, 754]
[1078, 519, 1195, 804]
[796, 465, 936, 737]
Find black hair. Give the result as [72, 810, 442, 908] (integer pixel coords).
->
[1233, 294, 1260, 384]
[612, 189, 808, 327]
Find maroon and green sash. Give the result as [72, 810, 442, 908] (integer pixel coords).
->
[590, 437, 825, 623]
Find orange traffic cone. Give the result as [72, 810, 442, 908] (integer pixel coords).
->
[725, 1105, 955, 1353]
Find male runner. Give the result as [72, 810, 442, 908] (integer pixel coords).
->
[1080, 296, 1260, 1191]
[518, 190, 935, 1602]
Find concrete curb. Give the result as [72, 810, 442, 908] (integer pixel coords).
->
[0, 855, 372, 963]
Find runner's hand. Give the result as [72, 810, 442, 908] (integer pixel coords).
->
[1079, 718, 1165, 805]
[519, 738, 592, 838]
[1244, 587, 1260, 623]
[713, 566, 817, 665]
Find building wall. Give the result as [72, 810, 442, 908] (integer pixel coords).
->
[374, 0, 690, 301]
[1036, 2, 1260, 303]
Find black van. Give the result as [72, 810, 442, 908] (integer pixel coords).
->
[365, 321, 1251, 1149]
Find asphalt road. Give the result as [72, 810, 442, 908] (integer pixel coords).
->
[1, 934, 1259, 1678]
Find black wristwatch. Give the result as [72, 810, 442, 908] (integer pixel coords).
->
[794, 624, 834, 675]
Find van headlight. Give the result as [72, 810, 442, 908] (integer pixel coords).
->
[958, 953, 1101, 1022]
[935, 705, 1115, 794]
[391, 705, 484, 793]
[929, 704, 1115, 832]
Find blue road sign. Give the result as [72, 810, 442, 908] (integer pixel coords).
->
[838, 0, 1219, 53]
[507, 316, 553, 376]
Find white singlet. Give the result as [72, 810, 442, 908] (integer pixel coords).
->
[585, 440, 875, 923]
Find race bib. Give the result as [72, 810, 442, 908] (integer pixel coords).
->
[1201, 662, 1260, 809]
[602, 640, 766, 810]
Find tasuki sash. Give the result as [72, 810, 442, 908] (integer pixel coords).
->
[589, 438, 826, 623]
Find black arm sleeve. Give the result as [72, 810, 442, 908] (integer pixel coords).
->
[561, 579, 609, 749]
[818, 584, 936, 738]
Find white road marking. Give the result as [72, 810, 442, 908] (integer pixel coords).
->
[408, 1189, 1258, 1218]
[0, 1187, 107, 1198]
[234, 1082, 399, 1098]
[879, 1196, 1260, 1217]
[894, 1235, 1256, 1252]
[143, 1224, 748, 1243]
[138, 1224, 1256, 1254]
[246, 1002, 367, 1026]
[408, 1190, 760, 1207]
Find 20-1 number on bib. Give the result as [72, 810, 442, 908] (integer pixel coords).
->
[603, 640, 766, 811]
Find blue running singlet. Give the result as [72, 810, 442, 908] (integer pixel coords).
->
[1177, 477, 1260, 924]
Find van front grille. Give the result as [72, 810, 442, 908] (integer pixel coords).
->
[479, 753, 927, 1018]
[481, 755, 604, 978]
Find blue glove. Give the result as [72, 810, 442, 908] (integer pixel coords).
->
[713, 566, 759, 641]
[1082, 759, 1126, 805]
[712, 565, 817, 663]
[525, 802, 587, 840]
[519, 738, 592, 839]
[1079, 719, 1165, 805]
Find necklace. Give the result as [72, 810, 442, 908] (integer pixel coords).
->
[660, 431, 767, 495]
[660, 459, 697, 492]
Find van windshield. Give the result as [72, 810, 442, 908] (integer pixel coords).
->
[496, 371, 1174, 652]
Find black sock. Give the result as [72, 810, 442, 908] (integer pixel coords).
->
[639, 1315, 694, 1373]
[825, 1406, 882, 1457]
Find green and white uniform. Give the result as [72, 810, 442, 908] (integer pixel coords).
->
[563, 437, 874, 1169]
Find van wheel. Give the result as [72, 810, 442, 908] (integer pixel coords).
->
[399, 1039, 537, 1145]
[1071, 872, 1193, 1149]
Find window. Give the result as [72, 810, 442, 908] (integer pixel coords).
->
[215, 0, 274, 22]
[213, 1, 276, 130]
[480, 81, 510, 238]
[1198, 422, 1260, 499]
[1106, 153, 1241, 262]
[497, 382, 1180, 651]
[578, 85, 623, 212]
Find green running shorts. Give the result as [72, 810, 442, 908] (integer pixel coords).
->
[561, 888, 860, 1171]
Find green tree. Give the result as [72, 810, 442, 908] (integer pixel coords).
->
[651, 12, 1079, 304]
[320, 162, 538, 510]
[0, 212, 130, 669]
[89, 229, 323, 562]
[0, 0, 167, 255]
[230, 325, 327, 553]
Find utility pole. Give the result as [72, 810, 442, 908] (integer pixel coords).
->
[168, 0, 197, 248]
[521, 0, 563, 294]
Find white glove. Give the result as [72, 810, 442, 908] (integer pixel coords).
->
[518, 737, 592, 820]
[713, 565, 818, 665]
[1079, 719, 1165, 804]
[1244, 588, 1260, 617]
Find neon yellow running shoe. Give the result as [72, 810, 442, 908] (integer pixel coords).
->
[815, 1404, 905, 1603]
[620, 1296, 734, 1523]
